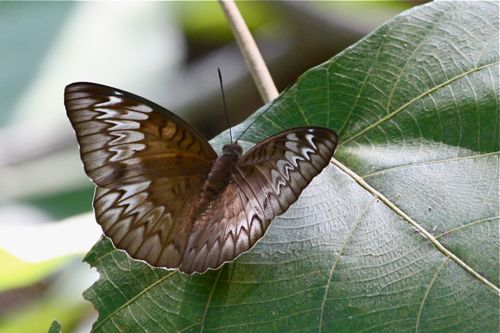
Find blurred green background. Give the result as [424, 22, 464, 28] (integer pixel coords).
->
[0, 2, 423, 332]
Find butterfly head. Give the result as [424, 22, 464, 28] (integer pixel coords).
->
[222, 143, 243, 161]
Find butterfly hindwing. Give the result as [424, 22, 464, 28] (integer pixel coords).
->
[93, 177, 199, 268]
[181, 127, 337, 273]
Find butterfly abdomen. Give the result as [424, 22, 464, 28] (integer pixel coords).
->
[200, 143, 243, 196]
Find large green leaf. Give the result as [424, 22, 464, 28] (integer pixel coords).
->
[83, 1, 499, 332]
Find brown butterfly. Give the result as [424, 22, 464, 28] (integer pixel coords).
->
[65, 82, 337, 274]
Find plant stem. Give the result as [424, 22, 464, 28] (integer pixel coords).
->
[219, 0, 278, 103]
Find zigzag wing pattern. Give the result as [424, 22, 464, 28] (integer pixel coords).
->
[65, 82, 217, 187]
[180, 127, 338, 273]
[65, 82, 217, 268]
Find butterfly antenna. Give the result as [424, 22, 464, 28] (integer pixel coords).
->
[235, 83, 293, 143]
[218, 68, 233, 144]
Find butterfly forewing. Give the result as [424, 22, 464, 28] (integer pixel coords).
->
[65, 83, 217, 187]
[65, 82, 338, 274]
[65, 83, 217, 268]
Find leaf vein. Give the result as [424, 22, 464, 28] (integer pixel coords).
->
[435, 216, 499, 239]
[318, 198, 375, 332]
[199, 269, 222, 333]
[92, 271, 176, 331]
[362, 151, 499, 179]
[339, 61, 500, 147]
[415, 258, 449, 332]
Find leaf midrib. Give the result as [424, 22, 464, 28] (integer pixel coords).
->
[330, 157, 499, 294]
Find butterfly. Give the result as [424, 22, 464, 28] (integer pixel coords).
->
[65, 82, 338, 274]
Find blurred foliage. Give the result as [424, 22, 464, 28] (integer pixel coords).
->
[25, 185, 94, 220]
[178, 1, 278, 42]
[2, 291, 88, 333]
[1, 260, 97, 333]
[0, 250, 66, 292]
[0, 2, 74, 126]
[314, 1, 414, 25]
[176, 2, 282, 62]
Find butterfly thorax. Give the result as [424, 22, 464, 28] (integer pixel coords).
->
[202, 143, 242, 195]
[222, 143, 243, 159]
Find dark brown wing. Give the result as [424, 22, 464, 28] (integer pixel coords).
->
[180, 127, 337, 273]
[65, 82, 217, 267]
[65, 83, 216, 187]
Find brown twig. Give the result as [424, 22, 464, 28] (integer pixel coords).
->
[219, 0, 278, 103]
